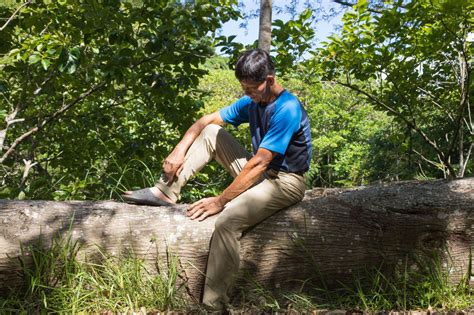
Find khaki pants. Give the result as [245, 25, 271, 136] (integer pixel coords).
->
[156, 124, 306, 309]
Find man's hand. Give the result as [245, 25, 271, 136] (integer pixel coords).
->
[162, 153, 184, 185]
[187, 196, 225, 221]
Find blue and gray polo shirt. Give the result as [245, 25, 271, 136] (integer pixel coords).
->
[219, 90, 312, 173]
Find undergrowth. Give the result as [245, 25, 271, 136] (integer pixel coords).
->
[237, 242, 473, 313]
[1, 231, 472, 313]
[0, 232, 190, 314]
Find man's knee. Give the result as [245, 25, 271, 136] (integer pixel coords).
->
[214, 212, 237, 235]
[201, 124, 222, 140]
[215, 215, 230, 232]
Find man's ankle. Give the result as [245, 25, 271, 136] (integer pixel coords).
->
[150, 186, 174, 204]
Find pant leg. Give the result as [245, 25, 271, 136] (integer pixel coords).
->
[156, 124, 251, 202]
[202, 171, 306, 309]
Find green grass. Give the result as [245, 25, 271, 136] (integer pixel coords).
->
[232, 229, 473, 313]
[1, 229, 472, 313]
[236, 255, 473, 313]
[250, 226, 474, 312]
[0, 232, 190, 313]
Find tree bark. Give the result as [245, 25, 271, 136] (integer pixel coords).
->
[0, 179, 472, 299]
[258, 0, 272, 52]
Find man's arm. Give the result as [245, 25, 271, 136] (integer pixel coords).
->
[163, 111, 224, 184]
[219, 148, 276, 205]
[187, 147, 277, 221]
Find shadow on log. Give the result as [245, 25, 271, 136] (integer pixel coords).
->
[0, 179, 473, 299]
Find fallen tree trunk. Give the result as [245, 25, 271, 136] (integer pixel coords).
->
[0, 179, 473, 299]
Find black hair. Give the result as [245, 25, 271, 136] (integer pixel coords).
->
[234, 49, 275, 82]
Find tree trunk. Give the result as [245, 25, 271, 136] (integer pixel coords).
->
[0, 179, 472, 299]
[258, 0, 272, 52]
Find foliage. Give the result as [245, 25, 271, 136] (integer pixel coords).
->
[315, 0, 473, 178]
[282, 73, 394, 187]
[217, 7, 317, 72]
[0, 232, 189, 313]
[272, 8, 315, 73]
[0, 0, 239, 200]
[216, 34, 257, 70]
[202, 55, 231, 70]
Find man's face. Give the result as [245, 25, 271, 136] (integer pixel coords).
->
[240, 77, 272, 103]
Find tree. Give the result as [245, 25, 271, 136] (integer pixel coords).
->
[315, 0, 473, 178]
[258, 0, 272, 52]
[1, 179, 472, 299]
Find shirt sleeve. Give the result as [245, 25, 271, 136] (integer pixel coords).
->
[259, 101, 302, 155]
[219, 96, 251, 127]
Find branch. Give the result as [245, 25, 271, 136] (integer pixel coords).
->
[459, 143, 473, 178]
[33, 70, 57, 95]
[332, 1, 355, 6]
[431, 0, 467, 61]
[465, 105, 473, 134]
[0, 82, 106, 164]
[0, 103, 22, 151]
[6, 118, 25, 126]
[416, 87, 455, 122]
[447, 43, 471, 161]
[412, 148, 443, 169]
[0, 71, 55, 153]
[0, 0, 32, 32]
[20, 158, 37, 187]
[417, 161, 429, 179]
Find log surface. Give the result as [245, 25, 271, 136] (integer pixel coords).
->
[0, 178, 473, 298]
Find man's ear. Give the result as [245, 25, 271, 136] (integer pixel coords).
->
[266, 75, 275, 86]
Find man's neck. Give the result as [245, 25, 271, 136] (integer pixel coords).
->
[261, 83, 285, 105]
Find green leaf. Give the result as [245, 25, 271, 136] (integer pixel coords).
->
[8, 48, 20, 56]
[69, 47, 81, 59]
[0, 187, 11, 199]
[28, 54, 41, 64]
[46, 48, 57, 56]
[300, 8, 312, 21]
[273, 19, 285, 27]
[41, 59, 51, 70]
[17, 191, 26, 200]
[67, 63, 77, 74]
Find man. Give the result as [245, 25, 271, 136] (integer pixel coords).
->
[123, 48, 312, 310]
